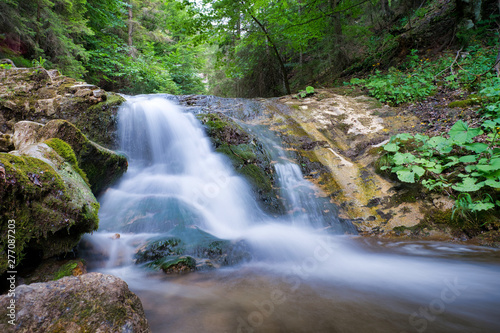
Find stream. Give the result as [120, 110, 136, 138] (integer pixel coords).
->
[82, 95, 500, 333]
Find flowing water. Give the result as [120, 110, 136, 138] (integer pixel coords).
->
[82, 96, 500, 333]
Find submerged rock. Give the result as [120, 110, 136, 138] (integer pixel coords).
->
[0, 272, 151, 332]
[135, 225, 251, 274]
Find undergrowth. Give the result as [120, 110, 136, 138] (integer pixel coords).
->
[350, 28, 500, 229]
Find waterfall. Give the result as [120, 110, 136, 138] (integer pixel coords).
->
[82, 95, 500, 333]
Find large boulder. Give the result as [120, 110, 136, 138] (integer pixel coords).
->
[0, 273, 151, 332]
[0, 67, 124, 148]
[0, 141, 99, 274]
[13, 119, 127, 196]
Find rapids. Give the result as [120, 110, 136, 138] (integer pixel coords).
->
[82, 96, 500, 333]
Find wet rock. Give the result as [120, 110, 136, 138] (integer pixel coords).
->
[0, 272, 151, 332]
[197, 112, 285, 216]
[135, 225, 252, 274]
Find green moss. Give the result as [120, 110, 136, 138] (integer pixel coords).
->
[448, 98, 481, 108]
[240, 164, 273, 192]
[41, 120, 127, 195]
[53, 262, 78, 280]
[231, 144, 257, 162]
[151, 256, 196, 274]
[45, 138, 89, 186]
[0, 153, 99, 274]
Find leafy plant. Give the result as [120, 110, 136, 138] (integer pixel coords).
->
[295, 86, 315, 98]
[31, 56, 47, 68]
[349, 51, 438, 105]
[380, 115, 500, 221]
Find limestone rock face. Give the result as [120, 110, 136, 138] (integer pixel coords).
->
[0, 67, 125, 148]
[12, 121, 44, 150]
[0, 273, 151, 333]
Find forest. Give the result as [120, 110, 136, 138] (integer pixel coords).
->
[1, 0, 498, 97]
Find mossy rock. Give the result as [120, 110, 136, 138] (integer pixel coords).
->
[0, 152, 99, 274]
[198, 113, 284, 215]
[20, 258, 87, 285]
[197, 112, 250, 146]
[38, 119, 127, 195]
[0, 272, 151, 332]
[148, 256, 197, 274]
[0, 68, 125, 148]
[240, 164, 273, 193]
[44, 138, 89, 186]
[135, 225, 251, 272]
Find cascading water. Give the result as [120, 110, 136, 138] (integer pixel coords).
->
[83, 95, 500, 333]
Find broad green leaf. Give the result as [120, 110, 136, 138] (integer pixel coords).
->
[470, 202, 495, 212]
[465, 165, 477, 173]
[414, 133, 429, 142]
[464, 143, 489, 153]
[452, 177, 485, 192]
[384, 143, 400, 152]
[427, 136, 447, 147]
[393, 152, 416, 165]
[458, 155, 478, 163]
[477, 158, 500, 172]
[395, 133, 413, 141]
[396, 170, 415, 183]
[411, 165, 425, 177]
[427, 136, 453, 154]
[306, 86, 314, 94]
[485, 179, 500, 188]
[428, 165, 444, 174]
[448, 120, 482, 144]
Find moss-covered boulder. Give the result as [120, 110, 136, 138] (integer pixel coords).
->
[135, 225, 251, 274]
[0, 143, 99, 274]
[197, 112, 284, 215]
[0, 272, 151, 332]
[13, 119, 127, 196]
[0, 67, 124, 147]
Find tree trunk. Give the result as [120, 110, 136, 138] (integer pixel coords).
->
[248, 14, 291, 95]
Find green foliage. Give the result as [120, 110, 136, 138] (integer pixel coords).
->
[295, 86, 315, 98]
[31, 56, 47, 68]
[54, 262, 78, 280]
[380, 71, 500, 222]
[350, 51, 438, 104]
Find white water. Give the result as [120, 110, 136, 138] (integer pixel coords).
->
[83, 96, 500, 333]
